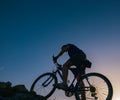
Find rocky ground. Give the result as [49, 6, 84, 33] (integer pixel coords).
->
[0, 81, 46, 100]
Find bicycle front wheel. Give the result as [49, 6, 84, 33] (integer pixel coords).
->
[30, 72, 57, 98]
[75, 73, 113, 100]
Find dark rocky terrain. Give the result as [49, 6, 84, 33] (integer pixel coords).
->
[0, 81, 46, 100]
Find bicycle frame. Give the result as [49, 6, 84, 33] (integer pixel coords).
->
[53, 63, 81, 88]
[53, 63, 64, 81]
[52, 63, 93, 93]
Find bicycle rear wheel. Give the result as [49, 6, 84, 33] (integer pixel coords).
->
[75, 73, 113, 100]
[30, 72, 57, 98]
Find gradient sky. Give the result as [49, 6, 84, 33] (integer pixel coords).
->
[0, 0, 120, 100]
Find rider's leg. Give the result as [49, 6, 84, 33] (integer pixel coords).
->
[62, 59, 73, 85]
[56, 59, 73, 90]
[77, 72, 86, 100]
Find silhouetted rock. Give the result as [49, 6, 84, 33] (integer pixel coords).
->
[0, 81, 46, 100]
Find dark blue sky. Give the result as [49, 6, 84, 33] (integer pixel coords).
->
[0, 0, 120, 99]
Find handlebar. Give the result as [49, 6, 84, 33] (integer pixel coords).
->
[52, 55, 57, 63]
[52, 55, 62, 69]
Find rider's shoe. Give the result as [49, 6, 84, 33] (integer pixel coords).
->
[55, 82, 68, 90]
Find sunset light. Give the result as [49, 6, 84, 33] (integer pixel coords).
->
[114, 97, 120, 100]
[113, 92, 120, 100]
[1, 0, 120, 100]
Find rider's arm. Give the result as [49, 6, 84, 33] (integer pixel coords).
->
[55, 45, 69, 60]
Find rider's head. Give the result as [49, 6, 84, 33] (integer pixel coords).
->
[61, 44, 69, 52]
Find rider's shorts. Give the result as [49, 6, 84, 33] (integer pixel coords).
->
[69, 53, 86, 74]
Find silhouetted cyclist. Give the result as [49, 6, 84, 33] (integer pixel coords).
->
[53, 43, 89, 99]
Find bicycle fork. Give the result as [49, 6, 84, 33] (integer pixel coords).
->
[42, 76, 54, 87]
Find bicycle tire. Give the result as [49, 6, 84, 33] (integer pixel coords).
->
[75, 72, 113, 100]
[30, 72, 57, 98]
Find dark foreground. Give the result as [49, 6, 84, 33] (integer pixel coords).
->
[0, 81, 46, 100]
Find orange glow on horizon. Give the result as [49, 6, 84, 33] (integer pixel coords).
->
[113, 95, 120, 100]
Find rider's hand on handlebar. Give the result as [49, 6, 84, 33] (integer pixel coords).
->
[53, 55, 62, 70]
[53, 56, 57, 63]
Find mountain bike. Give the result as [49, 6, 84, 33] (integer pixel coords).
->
[30, 57, 113, 100]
